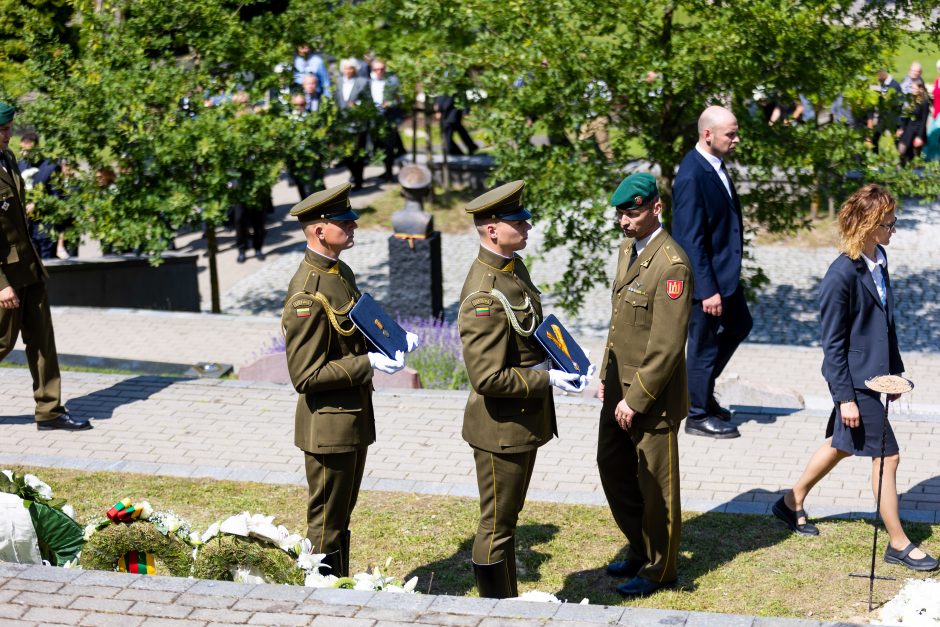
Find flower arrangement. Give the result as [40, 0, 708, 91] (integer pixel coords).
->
[191, 512, 305, 585]
[79, 498, 197, 577]
[0, 469, 83, 566]
[299, 554, 418, 593]
[397, 316, 469, 390]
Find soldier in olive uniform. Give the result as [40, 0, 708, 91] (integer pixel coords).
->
[0, 102, 89, 431]
[282, 182, 414, 576]
[458, 180, 587, 598]
[597, 173, 693, 598]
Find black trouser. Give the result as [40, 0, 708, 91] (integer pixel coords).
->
[686, 285, 752, 419]
[233, 203, 265, 252]
[378, 114, 405, 176]
[442, 111, 478, 156]
[0, 281, 66, 422]
[303, 449, 367, 559]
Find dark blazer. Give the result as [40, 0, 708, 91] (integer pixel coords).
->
[819, 248, 904, 405]
[334, 77, 372, 110]
[671, 148, 744, 300]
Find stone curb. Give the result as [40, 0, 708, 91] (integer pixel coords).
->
[0, 564, 854, 626]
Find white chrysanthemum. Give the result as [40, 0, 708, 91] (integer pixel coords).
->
[24, 474, 53, 500]
[138, 501, 154, 520]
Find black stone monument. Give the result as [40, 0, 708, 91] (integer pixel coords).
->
[387, 164, 443, 319]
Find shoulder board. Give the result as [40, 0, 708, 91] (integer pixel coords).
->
[303, 270, 320, 293]
[661, 244, 685, 266]
[475, 271, 497, 293]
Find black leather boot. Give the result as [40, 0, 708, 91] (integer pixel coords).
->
[318, 549, 343, 577]
[472, 560, 514, 599]
[340, 530, 351, 577]
[505, 544, 519, 597]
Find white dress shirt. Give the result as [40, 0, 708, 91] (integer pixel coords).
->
[341, 79, 355, 103]
[860, 247, 888, 306]
[695, 143, 732, 198]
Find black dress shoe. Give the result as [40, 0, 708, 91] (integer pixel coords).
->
[884, 543, 939, 571]
[707, 398, 733, 420]
[605, 559, 645, 578]
[255, 250, 266, 261]
[616, 576, 676, 598]
[772, 496, 818, 536]
[37, 413, 92, 431]
[236, 250, 247, 263]
[684, 415, 740, 439]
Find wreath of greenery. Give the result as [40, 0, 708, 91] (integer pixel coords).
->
[191, 534, 303, 585]
[79, 521, 193, 577]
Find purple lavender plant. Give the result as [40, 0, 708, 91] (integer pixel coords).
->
[397, 316, 469, 390]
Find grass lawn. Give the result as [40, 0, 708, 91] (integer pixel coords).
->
[11, 465, 939, 621]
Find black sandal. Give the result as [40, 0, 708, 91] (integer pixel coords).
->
[772, 495, 819, 536]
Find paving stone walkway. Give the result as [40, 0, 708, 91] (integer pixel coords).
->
[0, 563, 845, 627]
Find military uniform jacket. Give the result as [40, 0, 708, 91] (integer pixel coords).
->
[0, 149, 46, 292]
[600, 231, 693, 429]
[282, 249, 375, 454]
[458, 246, 556, 454]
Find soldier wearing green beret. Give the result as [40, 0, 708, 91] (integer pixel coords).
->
[0, 102, 89, 431]
[597, 172, 692, 598]
[458, 180, 587, 598]
[281, 182, 417, 576]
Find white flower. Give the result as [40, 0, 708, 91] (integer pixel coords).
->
[403, 576, 418, 593]
[296, 551, 327, 572]
[304, 571, 338, 588]
[188, 531, 203, 546]
[353, 569, 395, 591]
[384, 577, 419, 594]
[163, 514, 181, 533]
[201, 521, 221, 543]
[579, 598, 589, 605]
[138, 501, 154, 520]
[24, 474, 53, 500]
[231, 565, 268, 585]
[1, 469, 12, 482]
[516, 590, 561, 603]
[61, 558, 82, 570]
[220, 512, 251, 537]
[278, 532, 304, 554]
[83, 524, 98, 541]
[61, 504, 76, 520]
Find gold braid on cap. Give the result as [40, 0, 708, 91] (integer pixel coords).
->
[312, 292, 358, 336]
[490, 289, 537, 337]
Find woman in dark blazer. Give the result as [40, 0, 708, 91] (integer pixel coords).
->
[773, 184, 937, 571]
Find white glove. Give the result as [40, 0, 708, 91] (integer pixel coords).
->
[549, 369, 586, 393]
[405, 332, 420, 352]
[369, 350, 405, 374]
[585, 363, 597, 380]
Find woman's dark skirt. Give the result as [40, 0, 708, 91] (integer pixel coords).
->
[826, 389, 900, 457]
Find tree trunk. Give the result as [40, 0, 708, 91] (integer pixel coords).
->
[206, 226, 221, 314]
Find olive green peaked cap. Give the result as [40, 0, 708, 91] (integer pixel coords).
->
[465, 180, 532, 220]
[290, 182, 359, 221]
[610, 172, 659, 209]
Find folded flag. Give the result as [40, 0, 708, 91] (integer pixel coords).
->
[107, 498, 142, 523]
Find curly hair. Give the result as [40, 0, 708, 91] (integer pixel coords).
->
[838, 184, 896, 260]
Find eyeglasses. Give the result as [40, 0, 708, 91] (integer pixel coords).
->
[878, 219, 898, 231]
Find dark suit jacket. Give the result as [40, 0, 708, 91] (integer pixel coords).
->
[819, 248, 904, 405]
[334, 77, 372, 110]
[671, 148, 744, 300]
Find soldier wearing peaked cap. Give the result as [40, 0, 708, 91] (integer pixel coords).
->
[281, 182, 416, 577]
[0, 102, 90, 431]
[457, 180, 587, 598]
[597, 172, 692, 598]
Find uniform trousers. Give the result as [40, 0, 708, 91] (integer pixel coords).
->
[597, 396, 681, 583]
[0, 280, 66, 422]
[472, 447, 536, 584]
[304, 449, 367, 570]
[686, 285, 753, 419]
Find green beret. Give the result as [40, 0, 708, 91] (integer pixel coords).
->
[0, 102, 15, 125]
[465, 180, 532, 220]
[290, 182, 359, 222]
[610, 172, 659, 209]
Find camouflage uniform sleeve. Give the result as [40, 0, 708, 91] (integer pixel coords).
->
[624, 263, 693, 414]
[459, 291, 550, 399]
[282, 293, 373, 394]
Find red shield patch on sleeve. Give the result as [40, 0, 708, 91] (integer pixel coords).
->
[666, 279, 684, 300]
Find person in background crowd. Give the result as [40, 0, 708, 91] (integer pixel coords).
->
[293, 42, 330, 97]
[900, 61, 923, 95]
[369, 58, 406, 181]
[869, 69, 902, 152]
[15, 132, 67, 260]
[302, 74, 322, 113]
[896, 77, 929, 166]
[434, 92, 478, 156]
[334, 58, 373, 190]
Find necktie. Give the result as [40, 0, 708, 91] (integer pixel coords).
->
[719, 161, 733, 198]
[877, 265, 887, 307]
[629, 244, 638, 267]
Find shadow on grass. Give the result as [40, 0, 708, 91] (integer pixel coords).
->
[405, 522, 560, 597]
[557, 488, 792, 604]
